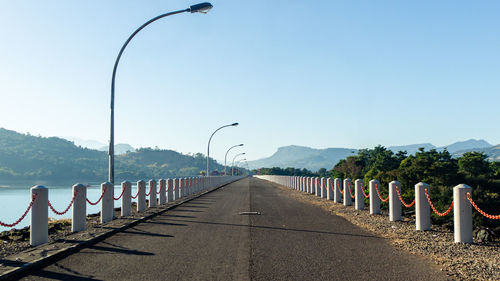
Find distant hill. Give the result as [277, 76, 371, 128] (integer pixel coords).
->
[0, 128, 222, 182]
[438, 139, 492, 153]
[249, 139, 496, 172]
[248, 145, 357, 171]
[454, 145, 500, 161]
[62, 137, 106, 150]
[388, 143, 436, 155]
[388, 139, 492, 154]
[99, 143, 135, 155]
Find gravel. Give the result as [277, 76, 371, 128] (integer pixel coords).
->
[274, 184, 500, 281]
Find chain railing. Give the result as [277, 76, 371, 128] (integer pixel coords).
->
[0, 194, 37, 228]
[395, 186, 415, 208]
[466, 192, 500, 220]
[48, 190, 78, 215]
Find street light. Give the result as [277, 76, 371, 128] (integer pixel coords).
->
[224, 144, 244, 175]
[108, 2, 213, 184]
[234, 159, 246, 176]
[231, 153, 245, 176]
[206, 122, 238, 176]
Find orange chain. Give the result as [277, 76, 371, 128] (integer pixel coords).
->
[86, 187, 107, 205]
[49, 190, 78, 215]
[395, 186, 415, 208]
[347, 182, 355, 199]
[337, 180, 344, 194]
[466, 192, 500, 220]
[0, 194, 37, 228]
[375, 183, 389, 202]
[360, 182, 369, 198]
[424, 188, 453, 216]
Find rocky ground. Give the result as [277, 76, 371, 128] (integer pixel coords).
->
[0, 204, 138, 260]
[274, 184, 500, 281]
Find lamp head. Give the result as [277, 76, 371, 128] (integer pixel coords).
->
[190, 2, 213, 13]
[239, 144, 244, 146]
[231, 122, 239, 126]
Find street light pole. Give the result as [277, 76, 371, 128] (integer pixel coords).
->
[206, 122, 238, 176]
[108, 2, 213, 184]
[231, 153, 245, 176]
[224, 144, 244, 175]
[234, 159, 246, 176]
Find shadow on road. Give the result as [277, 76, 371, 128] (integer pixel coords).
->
[164, 218, 382, 239]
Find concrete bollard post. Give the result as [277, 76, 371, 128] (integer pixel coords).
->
[173, 179, 179, 200]
[72, 184, 87, 232]
[121, 181, 131, 217]
[159, 179, 166, 205]
[369, 180, 380, 215]
[137, 180, 146, 213]
[101, 182, 113, 223]
[315, 177, 321, 197]
[320, 177, 326, 198]
[327, 178, 333, 200]
[309, 177, 314, 194]
[343, 178, 352, 206]
[355, 179, 364, 210]
[30, 185, 48, 246]
[334, 178, 342, 203]
[149, 180, 157, 208]
[167, 179, 173, 202]
[415, 182, 430, 231]
[389, 181, 402, 221]
[454, 184, 472, 243]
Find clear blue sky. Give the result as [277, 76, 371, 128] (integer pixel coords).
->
[0, 1, 499, 162]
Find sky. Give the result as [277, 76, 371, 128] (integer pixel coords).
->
[0, 0, 499, 163]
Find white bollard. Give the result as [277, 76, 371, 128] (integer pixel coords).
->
[30, 185, 48, 246]
[334, 178, 342, 203]
[355, 179, 364, 210]
[415, 182, 430, 231]
[101, 182, 113, 223]
[310, 177, 314, 194]
[173, 179, 179, 200]
[121, 181, 131, 216]
[72, 184, 87, 232]
[167, 179, 173, 202]
[137, 180, 146, 213]
[369, 180, 380, 215]
[159, 179, 166, 205]
[326, 178, 333, 200]
[149, 180, 157, 208]
[343, 178, 352, 206]
[454, 184, 472, 243]
[315, 177, 321, 197]
[389, 181, 402, 221]
[321, 177, 326, 198]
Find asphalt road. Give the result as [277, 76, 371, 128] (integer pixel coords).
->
[22, 177, 447, 281]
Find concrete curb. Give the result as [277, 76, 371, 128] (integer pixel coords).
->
[0, 177, 247, 280]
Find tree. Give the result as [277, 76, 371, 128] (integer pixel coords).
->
[458, 152, 492, 179]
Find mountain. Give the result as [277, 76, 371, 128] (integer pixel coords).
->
[248, 145, 357, 172]
[249, 139, 496, 172]
[0, 128, 222, 182]
[388, 143, 436, 155]
[388, 139, 492, 155]
[454, 145, 500, 161]
[99, 143, 135, 155]
[438, 139, 492, 153]
[62, 137, 106, 150]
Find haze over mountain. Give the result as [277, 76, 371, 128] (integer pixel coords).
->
[249, 139, 497, 172]
[62, 137, 135, 155]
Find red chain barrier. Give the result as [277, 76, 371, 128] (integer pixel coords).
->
[347, 182, 355, 199]
[360, 182, 369, 198]
[86, 187, 107, 206]
[113, 186, 126, 200]
[375, 183, 389, 202]
[131, 185, 141, 199]
[329, 180, 335, 193]
[466, 192, 500, 220]
[395, 186, 415, 208]
[145, 184, 152, 196]
[424, 188, 453, 216]
[337, 180, 344, 194]
[0, 194, 37, 228]
[48, 190, 78, 215]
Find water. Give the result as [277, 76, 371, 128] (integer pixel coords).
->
[0, 182, 141, 232]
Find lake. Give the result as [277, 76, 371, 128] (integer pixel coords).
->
[0, 181, 142, 232]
